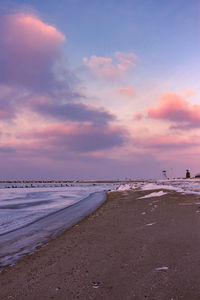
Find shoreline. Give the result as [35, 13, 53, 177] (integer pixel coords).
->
[1, 189, 200, 299]
[0, 190, 107, 269]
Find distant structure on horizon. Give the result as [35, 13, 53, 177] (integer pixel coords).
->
[186, 169, 191, 178]
[162, 170, 169, 180]
[195, 173, 200, 178]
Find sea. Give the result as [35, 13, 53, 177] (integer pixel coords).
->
[0, 181, 120, 270]
[1, 178, 200, 270]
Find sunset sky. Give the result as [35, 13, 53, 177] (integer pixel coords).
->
[0, 0, 200, 179]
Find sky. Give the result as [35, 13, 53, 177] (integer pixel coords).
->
[0, 0, 200, 180]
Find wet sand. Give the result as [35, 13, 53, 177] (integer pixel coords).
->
[1, 189, 200, 299]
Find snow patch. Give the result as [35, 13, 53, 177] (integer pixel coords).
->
[145, 222, 156, 226]
[139, 191, 167, 199]
[141, 183, 177, 191]
[155, 266, 168, 271]
[117, 184, 132, 191]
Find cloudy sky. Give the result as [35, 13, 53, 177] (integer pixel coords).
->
[0, 0, 200, 180]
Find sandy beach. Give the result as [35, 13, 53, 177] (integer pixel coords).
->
[1, 189, 200, 299]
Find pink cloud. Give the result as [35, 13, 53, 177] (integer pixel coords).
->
[117, 86, 136, 98]
[115, 52, 137, 71]
[133, 112, 143, 121]
[25, 93, 115, 125]
[148, 92, 200, 129]
[134, 134, 199, 151]
[83, 56, 118, 80]
[183, 88, 195, 98]
[0, 85, 21, 119]
[83, 51, 137, 80]
[0, 13, 66, 90]
[0, 108, 13, 119]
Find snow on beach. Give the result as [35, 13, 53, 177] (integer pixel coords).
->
[1, 178, 200, 270]
[139, 191, 167, 199]
[114, 179, 200, 196]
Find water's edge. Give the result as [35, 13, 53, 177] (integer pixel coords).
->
[0, 191, 107, 270]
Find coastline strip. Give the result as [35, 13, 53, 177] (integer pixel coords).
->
[1, 189, 200, 299]
[0, 191, 107, 268]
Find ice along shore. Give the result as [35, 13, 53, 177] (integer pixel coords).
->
[1, 188, 200, 299]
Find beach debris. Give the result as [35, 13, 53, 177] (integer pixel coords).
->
[141, 212, 146, 215]
[92, 282, 100, 289]
[56, 287, 61, 291]
[145, 222, 156, 226]
[155, 266, 168, 271]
